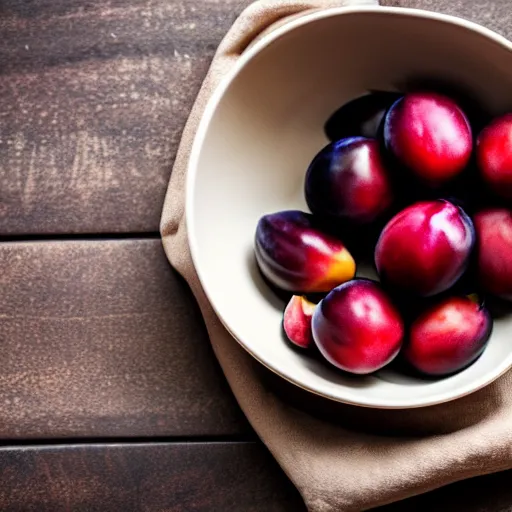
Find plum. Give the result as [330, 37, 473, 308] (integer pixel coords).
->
[255, 210, 356, 293]
[476, 113, 512, 200]
[312, 279, 404, 374]
[324, 91, 402, 142]
[375, 200, 475, 297]
[474, 208, 512, 300]
[305, 137, 394, 224]
[404, 295, 492, 376]
[283, 295, 315, 349]
[384, 92, 472, 186]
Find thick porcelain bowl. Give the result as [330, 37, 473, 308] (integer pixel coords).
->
[187, 6, 512, 408]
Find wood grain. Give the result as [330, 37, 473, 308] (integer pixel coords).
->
[0, 0, 252, 235]
[0, 239, 248, 438]
[382, 0, 512, 38]
[1, 0, 510, 237]
[1, 440, 512, 512]
[0, 442, 305, 512]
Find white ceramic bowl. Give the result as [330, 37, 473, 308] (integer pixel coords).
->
[187, 6, 512, 408]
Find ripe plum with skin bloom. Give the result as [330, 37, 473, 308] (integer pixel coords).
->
[476, 113, 512, 200]
[405, 295, 492, 376]
[255, 210, 356, 293]
[474, 208, 512, 300]
[305, 137, 394, 224]
[312, 279, 404, 374]
[384, 92, 473, 186]
[283, 295, 316, 349]
[375, 200, 475, 297]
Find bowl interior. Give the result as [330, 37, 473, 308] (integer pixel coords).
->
[188, 7, 512, 408]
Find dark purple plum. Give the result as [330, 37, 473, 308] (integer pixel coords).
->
[305, 137, 394, 224]
[405, 295, 492, 376]
[312, 279, 404, 374]
[375, 200, 475, 297]
[255, 210, 356, 293]
[384, 92, 473, 186]
[324, 91, 402, 141]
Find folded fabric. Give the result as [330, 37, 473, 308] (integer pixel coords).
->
[160, 1, 512, 510]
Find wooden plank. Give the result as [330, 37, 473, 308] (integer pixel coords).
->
[0, 439, 511, 512]
[0, 0, 252, 235]
[0, 442, 305, 512]
[381, 0, 512, 39]
[0, 239, 248, 438]
[2, 0, 509, 236]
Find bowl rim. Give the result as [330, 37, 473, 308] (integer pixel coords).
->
[186, 5, 512, 409]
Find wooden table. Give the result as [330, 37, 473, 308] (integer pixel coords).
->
[1, 0, 512, 510]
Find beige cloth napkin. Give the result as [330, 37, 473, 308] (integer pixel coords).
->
[160, 1, 512, 510]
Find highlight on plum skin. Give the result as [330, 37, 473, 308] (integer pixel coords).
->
[404, 295, 492, 377]
[324, 91, 402, 142]
[312, 279, 404, 375]
[384, 92, 473, 186]
[254, 210, 356, 293]
[375, 199, 475, 297]
[305, 137, 394, 224]
[474, 208, 512, 300]
[476, 113, 512, 200]
[283, 295, 316, 349]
